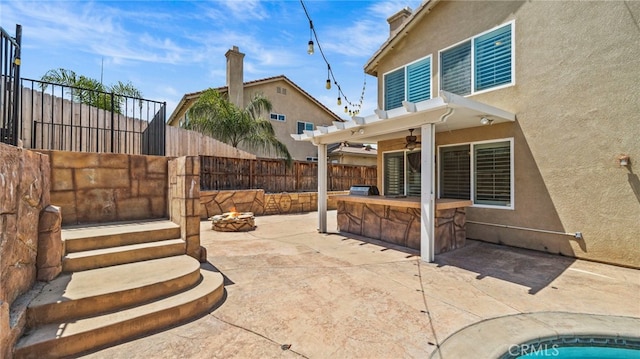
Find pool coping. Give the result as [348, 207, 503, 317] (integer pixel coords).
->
[428, 311, 640, 359]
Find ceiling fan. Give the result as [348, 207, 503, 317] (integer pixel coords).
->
[405, 128, 421, 150]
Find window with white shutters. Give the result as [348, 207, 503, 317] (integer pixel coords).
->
[439, 22, 513, 96]
[439, 139, 513, 209]
[383, 56, 432, 111]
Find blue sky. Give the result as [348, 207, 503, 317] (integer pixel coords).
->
[2, 0, 422, 120]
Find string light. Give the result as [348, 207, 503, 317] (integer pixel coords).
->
[300, 0, 366, 116]
[307, 20, 314, 55]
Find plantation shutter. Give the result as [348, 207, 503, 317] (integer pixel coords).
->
[440, 145, 471, 199]
[474, 24, 512, 91]
[384, 152, 405, 196]
[406, 151, 421, 197]
[474, 141, 511, 206]
[384, 68, 405, 110]
[440, 41, 471, 96]
[407, 58, 431, 103]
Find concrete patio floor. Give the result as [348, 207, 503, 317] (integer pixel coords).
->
[82, 211, 640, 358]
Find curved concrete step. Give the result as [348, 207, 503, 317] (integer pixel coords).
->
[14, 269, 224, 359]
[27, 255, 201, 327]
[63, 220, 181, 253]
[63, 239, 186, 272]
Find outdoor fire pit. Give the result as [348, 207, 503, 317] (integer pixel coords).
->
[210, 211, 256, 232]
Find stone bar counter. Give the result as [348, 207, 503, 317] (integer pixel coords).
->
[334, 196, 472, 254]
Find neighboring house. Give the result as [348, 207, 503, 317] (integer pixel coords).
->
[294, 0, 639, 268]
[327, 142, 377, 166]
[168, 46, 343, 161]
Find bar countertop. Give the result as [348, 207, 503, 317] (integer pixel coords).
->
[332, 195, 472, 210]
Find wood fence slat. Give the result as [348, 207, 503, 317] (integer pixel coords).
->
[200, 156, 377, 193]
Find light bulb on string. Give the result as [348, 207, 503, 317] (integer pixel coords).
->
[337, 96, 342, 106]
[344, 106, 348, 113]
[325, 79, 331, 90]
[307, 40, 314, 55]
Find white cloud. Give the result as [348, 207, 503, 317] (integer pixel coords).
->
[220, 0, 269, 21]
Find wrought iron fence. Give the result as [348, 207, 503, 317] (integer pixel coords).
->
[0, 25, 21, 146]
[19, 78, 166, 155]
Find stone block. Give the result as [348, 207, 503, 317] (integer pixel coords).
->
[139, 179, 167, 196]
[116, 197, 151, 221]
[51, 151, 99, 169]
[186, 234, 200, 260]
[381, 218, 408, 246]
[147, 156, 169, 175]
[232, 190, 257, 205]
[362, 205, 382, 239]
[75, 168, 130, 189]
[51, 168, 74, 191]
[129, 155, 147, 179]
[185, 216, 200, 237]
[37, 206, 63, 281]
[183, 176, 199, 199]
[0, 146, 20, 213]
[150, 196, 168, 218]
[75, 189, 117, 223]
[98, 153, 130, 169]
[50, 191, 76, 225]
[1, 235, 36, 305]
[407, 218, 421, 250]
[298, 194, 310, 204]
[190, 156, 200, 175]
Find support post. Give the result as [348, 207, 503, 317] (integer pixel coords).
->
[420, 124, 435, 262]
[317, 143, 327, 233]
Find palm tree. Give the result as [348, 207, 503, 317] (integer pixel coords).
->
[40, 68, 143, 114]
[185, 89, 292, 165]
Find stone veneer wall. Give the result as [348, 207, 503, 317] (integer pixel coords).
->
[336, 201, 467, 254]
[38, 151, 170, 225]
[169, 156, 203, 261]
[0, 144, 50, 359]
[200, 190, 348, 219]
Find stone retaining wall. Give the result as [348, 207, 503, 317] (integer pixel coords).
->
[200, 190, 348, 219]
[0, 144, 51, 359]
[38, 151, 170, 225]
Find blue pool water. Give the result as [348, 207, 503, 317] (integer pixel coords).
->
[518, 346, 640, 358]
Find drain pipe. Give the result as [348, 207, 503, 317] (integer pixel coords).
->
[466, 220, 583, 240]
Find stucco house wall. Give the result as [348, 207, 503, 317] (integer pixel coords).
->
[370, 0, 639, 267]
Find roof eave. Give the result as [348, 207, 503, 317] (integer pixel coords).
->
[364, 0, 442, 76]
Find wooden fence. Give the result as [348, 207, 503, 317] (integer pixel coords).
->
[200, 156, 377, 192]
[165, 126, 256, 159]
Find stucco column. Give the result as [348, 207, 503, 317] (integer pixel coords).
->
[317, 143, 328, 233]
[420, 124, 436, 262]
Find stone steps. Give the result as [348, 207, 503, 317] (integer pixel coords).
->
[63, 238, 186, 272]
[13, 220, 224, 358]
[62, 220, 181, 252]
[13, 269, 224, 359]
[26, 255, 201, 327]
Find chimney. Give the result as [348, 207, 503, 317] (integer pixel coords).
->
[387, 7, 412, 36]
[225, 45, 245, 107]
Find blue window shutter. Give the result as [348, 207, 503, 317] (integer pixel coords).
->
[440, 41, 471, 96]
[384, 68, 405, 110]
[475, 24, 512, 91]
[407, 58, 431, 103]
